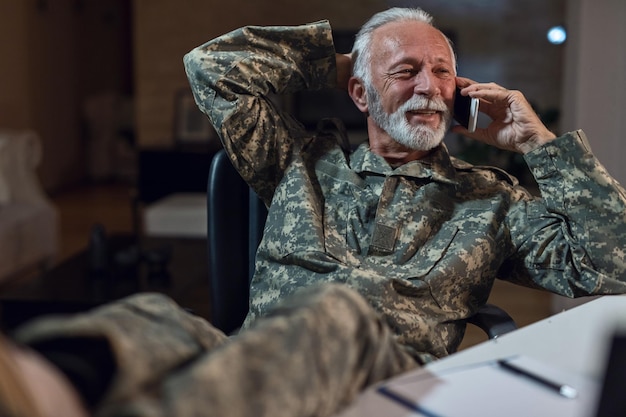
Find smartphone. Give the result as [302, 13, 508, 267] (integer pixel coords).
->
[453, 88, 479, 133]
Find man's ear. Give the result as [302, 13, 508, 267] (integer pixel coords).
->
[348, 77, 368, 113]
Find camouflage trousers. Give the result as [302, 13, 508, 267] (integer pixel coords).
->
[15, 283, 419, 417]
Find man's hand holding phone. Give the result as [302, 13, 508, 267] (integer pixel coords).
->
[452, 77, 556, 154]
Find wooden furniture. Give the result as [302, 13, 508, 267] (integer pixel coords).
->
[0, 233, 210, 332]
[134, 145, 218, 238]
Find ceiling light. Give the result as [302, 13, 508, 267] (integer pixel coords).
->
[547, 26, 567, 45]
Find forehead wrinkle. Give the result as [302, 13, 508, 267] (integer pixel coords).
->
[371, 24, 454, 72]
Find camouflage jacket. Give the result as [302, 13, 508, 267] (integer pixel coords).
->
[184, 20, 626, 358]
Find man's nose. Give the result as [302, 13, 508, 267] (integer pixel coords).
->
[413, 72, 440, 97]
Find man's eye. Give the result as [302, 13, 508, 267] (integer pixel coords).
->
[394, 69, 415, 77]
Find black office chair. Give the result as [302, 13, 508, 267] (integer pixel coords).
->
[207, 149, 517, 338]
[207, 149, 267, 334]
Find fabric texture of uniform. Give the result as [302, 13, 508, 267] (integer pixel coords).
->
[14, 286, 417, 417]
[183, 20, 626, 360]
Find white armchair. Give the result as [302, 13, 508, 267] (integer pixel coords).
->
[0, 129, 58, 282]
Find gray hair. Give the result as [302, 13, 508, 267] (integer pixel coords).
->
[352, 7, 456, 85]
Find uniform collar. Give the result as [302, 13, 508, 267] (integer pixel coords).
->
[350, 141, 459, 185]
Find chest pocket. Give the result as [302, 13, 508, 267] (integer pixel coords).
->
[315, 160, 377, 265]
[419, 199, 504, 313]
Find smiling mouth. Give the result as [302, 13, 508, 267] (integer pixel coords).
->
[405, 110, 442, 127]
[408, 109, 439, 115]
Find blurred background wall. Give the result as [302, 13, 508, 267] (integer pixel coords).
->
[0, 0, 624, 192]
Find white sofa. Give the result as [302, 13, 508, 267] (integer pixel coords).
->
[0, 129, 58, 283]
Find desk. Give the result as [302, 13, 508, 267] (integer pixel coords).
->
[335, 295, 626, 417]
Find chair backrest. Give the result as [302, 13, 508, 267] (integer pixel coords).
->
[207, 149, 266, 334]
[207, 148, 516, 338]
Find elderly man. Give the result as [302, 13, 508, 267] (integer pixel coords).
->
[3, 7, 626, 417]
[184, 7, 626, 360]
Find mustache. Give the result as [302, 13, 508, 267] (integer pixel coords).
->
[398, 96, 448, 113]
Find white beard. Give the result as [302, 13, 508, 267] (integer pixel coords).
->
[368, 87, 451, 151]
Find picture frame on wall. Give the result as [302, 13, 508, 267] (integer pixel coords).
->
[174, 88, 217, 145]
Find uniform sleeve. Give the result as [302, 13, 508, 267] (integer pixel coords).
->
[183, 21, 337, 203]
[502, 130, 626, 297]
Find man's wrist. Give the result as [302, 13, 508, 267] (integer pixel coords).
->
[517, 130, 557, 154]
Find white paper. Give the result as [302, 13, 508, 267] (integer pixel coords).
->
[378, 356, 601, 417]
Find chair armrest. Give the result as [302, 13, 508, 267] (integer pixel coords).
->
[467, 304, 518, 339]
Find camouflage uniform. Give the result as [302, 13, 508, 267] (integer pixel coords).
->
[15, 285, 416, 417]
[184, 20, 626, 360]
[10, 19, 626, 417]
